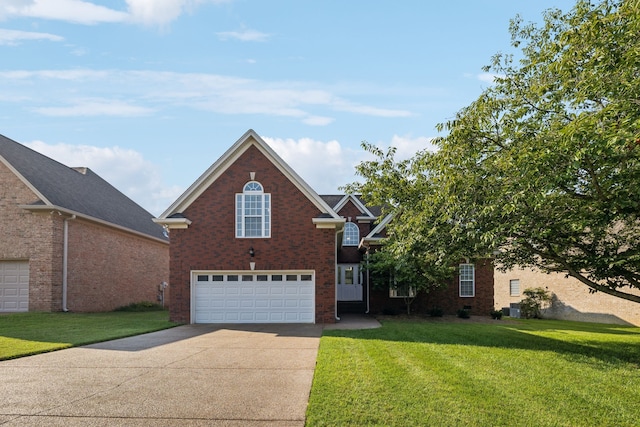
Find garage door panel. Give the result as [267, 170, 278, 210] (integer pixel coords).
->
[193, 271, 315, 324]
[0, 261, 29, 312]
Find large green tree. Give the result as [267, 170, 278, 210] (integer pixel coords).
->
[350, 0, 640, 302]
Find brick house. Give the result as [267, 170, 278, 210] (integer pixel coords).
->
[0, 134, 169, 313]
[155, 129, 494, 324]
[495, 267, 640, 326]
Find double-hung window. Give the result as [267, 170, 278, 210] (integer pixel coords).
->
[459, 263, 475, 297]
[236, 181, 271, 238]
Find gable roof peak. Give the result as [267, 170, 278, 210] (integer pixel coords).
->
[157, 129, 341, 222]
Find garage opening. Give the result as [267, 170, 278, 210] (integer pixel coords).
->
[192, 271, 315, 323]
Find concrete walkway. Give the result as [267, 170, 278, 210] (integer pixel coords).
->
[0, 316, 380, 426]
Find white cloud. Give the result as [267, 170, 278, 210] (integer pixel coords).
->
[0, 68, 413, 123]
[263, 136, 375, 194]
[1, 0, 128, 24]
[0, 28, 63, 45]
[32, 98, 155, 117]
[216, 28, 270, 42]
[386, 134, 437, 160]
[126, 0, 231, 26]
[0, 0, 230, 26]
[477, 72, 504, 83]
[333, 100, 412, 118]
[24, 140, 181, 215]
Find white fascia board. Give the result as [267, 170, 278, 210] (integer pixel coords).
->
[152, 217, 192, 229]
[364, 213, 393, 240]
[312, 217, 345, 230]
[21, 205, 169, 244]
[158, 129, 340, 221]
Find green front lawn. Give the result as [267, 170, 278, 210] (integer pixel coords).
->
[307, 318, 640, 427]
[0, 311, 179, 360]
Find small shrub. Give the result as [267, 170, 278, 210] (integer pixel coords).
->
[428, 308, 444, 317]
[490, 309, 503, 320]
[382, 308, 399, 316]
[456, 308, 470, 319]
[519, 287, 552, 319]
[113, 301, 165, 312]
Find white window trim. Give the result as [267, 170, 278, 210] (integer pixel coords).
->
[236, 181, 271, 238]
[459, 263, 475, 297]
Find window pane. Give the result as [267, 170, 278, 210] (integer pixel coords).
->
[197, 275, 209, 282]
[227, 275, 238, 281]
[459, 264, 475, 297]
[242, 275, 254, 281]
[345, 267, 354, 285]
[271, 274, 283, 281]
[212, 275, 224, 282]
[342, 222, 359, 246]
[257, 275, 268, 281]
[236, 194, 243, 237]
[301, 274, 312, 281]
[286, 274, 297, 281]
[245, 217, 262, 237]
[510, 279, 520, 296]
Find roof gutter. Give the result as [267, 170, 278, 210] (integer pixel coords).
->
[20, 204, 169, 245]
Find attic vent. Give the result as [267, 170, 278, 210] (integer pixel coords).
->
[72, 167, 88, 175]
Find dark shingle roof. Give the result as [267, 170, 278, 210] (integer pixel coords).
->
[0, 134, 167, 241]
[320, 194, 383, 218]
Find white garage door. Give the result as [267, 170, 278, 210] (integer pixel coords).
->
[0, 261, 29, 312]
[193, 271, 315, 324]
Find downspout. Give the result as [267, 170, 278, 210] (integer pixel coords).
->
[365, 248, 370, 314]
[62, 214, 76, 312]
[335, 229, 340, 322]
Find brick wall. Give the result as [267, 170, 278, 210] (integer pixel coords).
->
[67, 218, 169, 312]
[0, 161, 61, 311]
[495, 266, 640, 326]
[368, 258, 495, 316]
[169, 144, 337, 323]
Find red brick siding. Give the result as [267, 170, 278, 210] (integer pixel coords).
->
[169, 144, 337, 323]
[368, 259, 495, 316]
[67, 219, 169, 312]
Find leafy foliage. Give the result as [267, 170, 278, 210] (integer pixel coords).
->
[365, 248, 453, 315]
[519, 287, 552, 319]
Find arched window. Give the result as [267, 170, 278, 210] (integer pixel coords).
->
[342, 222, 359, 246]
[236, 181, 271, 238]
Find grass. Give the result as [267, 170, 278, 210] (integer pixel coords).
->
[306, 318, 640, 427]
[0, 311, 180, 360]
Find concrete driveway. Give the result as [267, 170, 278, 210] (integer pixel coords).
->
[0, 324, 324, 426]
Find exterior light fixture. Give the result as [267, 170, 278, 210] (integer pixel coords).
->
[249, 247, 255, 257]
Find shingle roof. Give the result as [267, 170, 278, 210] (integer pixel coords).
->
[0, 134, 167, 241]
[320, 194, 383, 218]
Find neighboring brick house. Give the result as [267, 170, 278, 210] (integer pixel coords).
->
[495, 267, 640, 326]
[0, 134, 169, 313]
[155, 129, 495, 324]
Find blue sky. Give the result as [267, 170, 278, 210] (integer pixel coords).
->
[0, 0, 576, 216]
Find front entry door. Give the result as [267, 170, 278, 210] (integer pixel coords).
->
[337, 264, 363, 301]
